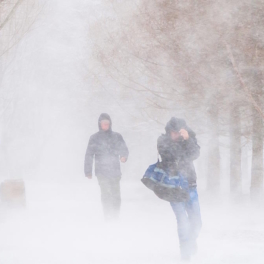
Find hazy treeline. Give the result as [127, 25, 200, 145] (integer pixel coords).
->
[0, 0, 41, 179]
[0, 0, 39, 58]
[0, 1, 263, 201]
[90, 0, 264, 200]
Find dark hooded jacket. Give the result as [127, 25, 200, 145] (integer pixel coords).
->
[84, 113, 129, 178]
[157, 117, 200, 185]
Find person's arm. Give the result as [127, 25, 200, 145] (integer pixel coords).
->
[84, 136, 96, 178]
[182, 136, 200, 161]
[157, 136, 165, 156]
[157, 136, 171, 161]
[118, 134, 129, 162]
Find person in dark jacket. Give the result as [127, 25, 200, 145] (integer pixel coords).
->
[157, 117, 202, 261]
[84, 113, 129, 221]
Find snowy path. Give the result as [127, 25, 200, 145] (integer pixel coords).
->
[0, 179, 264, 264]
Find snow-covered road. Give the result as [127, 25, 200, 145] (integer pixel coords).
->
[1, 179, 264, 264]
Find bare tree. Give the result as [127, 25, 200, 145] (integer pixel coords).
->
[0, 0, 40, 180]
[0, 0, 39, 58]
[90, 0, 264, 197]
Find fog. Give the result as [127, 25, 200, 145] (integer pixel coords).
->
[0, 1, 264, 263]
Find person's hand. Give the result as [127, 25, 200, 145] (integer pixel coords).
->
[86, 175, 92, 179]
[120, 157, 127, 163]
[179, 129, 189, 140]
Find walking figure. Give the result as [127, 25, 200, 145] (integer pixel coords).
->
[157, 117, 202, 261]
[84, 113, 129, 221]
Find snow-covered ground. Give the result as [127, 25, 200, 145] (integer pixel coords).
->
[1, 178, 263, 264]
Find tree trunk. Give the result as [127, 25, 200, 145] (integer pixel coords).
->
[207, 102, 221, 192]
[230, 105, 242, 194]
[250, 69, 264, 202]
[251, 111, 263, 201]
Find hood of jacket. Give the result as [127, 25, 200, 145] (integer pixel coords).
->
[165, 117, 196, 138]
[98, 113, 112, 131]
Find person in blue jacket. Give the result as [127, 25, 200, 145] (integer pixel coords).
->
[157, 117, 202, 261]
[84, 113, 129, 221]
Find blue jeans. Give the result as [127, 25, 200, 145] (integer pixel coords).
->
[170, 187, 202, 258]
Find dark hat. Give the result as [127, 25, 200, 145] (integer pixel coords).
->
[165, 117, 186, 134]
[165, 117, 196, 138]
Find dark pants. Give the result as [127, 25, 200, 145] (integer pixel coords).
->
[97, 176, 121, 221]
[170, 187, 202, 260]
